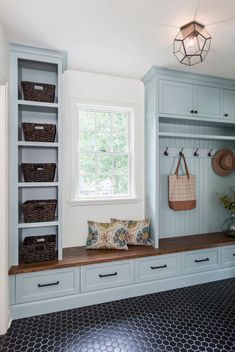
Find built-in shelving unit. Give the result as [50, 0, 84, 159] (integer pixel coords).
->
[143, 66, 235, 248]
[9, 44, 66, 266]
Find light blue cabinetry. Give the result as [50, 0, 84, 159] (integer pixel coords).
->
[9, 45, 66, 266]
[16, 268, 80, 303]
[224, 89, 235, 119]
[135, 253, 180, 283]
[81, 260, 135, 293]
[222, 245, 235, 267]
[159, 80, 193, 116]
[143, 67, 235, 245]
[193, 85, 223, 119]
[9, 244, 235, 319]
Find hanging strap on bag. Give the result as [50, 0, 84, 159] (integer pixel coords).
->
[174, 154, 190, 179]
[168, 154, 196, 211]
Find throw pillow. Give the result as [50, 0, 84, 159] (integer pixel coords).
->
[85, 221, 129, 250]
[111, 218, 152, 246]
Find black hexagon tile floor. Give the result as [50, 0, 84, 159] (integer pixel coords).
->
[1, 278, 235, 352]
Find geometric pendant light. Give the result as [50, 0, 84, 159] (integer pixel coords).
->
[173, 21, 212, 66]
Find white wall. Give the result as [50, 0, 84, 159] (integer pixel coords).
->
[0, 23, 9, 335]
[0, 25, 8, 83]
[63, 70, 145, 247]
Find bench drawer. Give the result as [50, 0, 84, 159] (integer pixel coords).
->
[16, 268, 80, 303]
[222, 245, 235, 267]
[81, 260, 134, 293]
[183, 248, 221, 275]
[135, 254, 180, 283]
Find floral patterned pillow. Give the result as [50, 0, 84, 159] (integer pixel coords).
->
[85, 221, 129, 250]
[111, 218, 152, 246]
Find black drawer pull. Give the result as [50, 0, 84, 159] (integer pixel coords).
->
[151, 264, 167, 270]
[38, 281, 60, 288]
[99, 272, 117, 278]
[233, 253, 235, 256]
[195, 258, 209, 263]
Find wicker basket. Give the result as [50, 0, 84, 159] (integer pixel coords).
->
[21, 235, 56, 263]
[21, 163, 56, 182]
[21, 81, 55, 103]
[22, 199, 57, 223]
[22, 123, 56, 142]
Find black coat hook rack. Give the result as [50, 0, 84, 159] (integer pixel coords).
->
[164, 147, 169, 156]
[179, 148, 184, 156]
[194, 148, 199, 157]
[208, 149, 214, 157]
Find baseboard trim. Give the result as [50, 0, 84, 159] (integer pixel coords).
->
[10, 267, 235, 320]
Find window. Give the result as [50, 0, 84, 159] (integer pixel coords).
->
[75, 104, 135, 201]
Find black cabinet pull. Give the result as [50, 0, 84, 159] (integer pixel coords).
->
[233, 253, 235, 256]
[190, 110, 194, 113]
[195, 258, 209, 263]
[194, 110, 198, 114]
[151, 264, 167, 270]
[99, 272, 117, 278]
[38, 281, 60, 288]
[224, 113, 228, 117]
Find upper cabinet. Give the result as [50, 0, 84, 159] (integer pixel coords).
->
[193, 85, 223, 119]
[159, 80, 193, 116]
[224, 89, 235, 120]
[158, 78, 235, 120]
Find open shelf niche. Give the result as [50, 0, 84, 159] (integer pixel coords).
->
[9, 44, 66, 266]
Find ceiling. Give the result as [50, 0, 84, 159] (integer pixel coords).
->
[1, 0, 235, 79]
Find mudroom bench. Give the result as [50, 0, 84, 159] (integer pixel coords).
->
[9, 232, 235, 319]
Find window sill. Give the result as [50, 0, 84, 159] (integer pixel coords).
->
[68, 197, 141, 206]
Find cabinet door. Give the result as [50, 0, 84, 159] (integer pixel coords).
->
[224, 89, 235, 119]
[193, 85, 223, 119]
[159, 80, 193, 116]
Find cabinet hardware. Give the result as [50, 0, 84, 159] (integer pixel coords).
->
[194, 110, 198, 114]
[38, 281, 60, 288]
[194, 258, 209, 263]
[190, 110, 194, 113]
[233, 253, 235, 256]
[99, 272, 117, 278]
[151, 264, 167, 270]
[224, 113, 228, 117]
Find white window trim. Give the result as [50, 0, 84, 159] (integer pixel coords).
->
[68, 97, 141, 205]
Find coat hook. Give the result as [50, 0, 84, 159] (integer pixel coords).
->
[194, 148, 199, 157]
[179, 148, 184, 156]
[164, 147, 169, 156]
[208, 148, 214, 157]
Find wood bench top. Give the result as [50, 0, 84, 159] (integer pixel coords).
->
[9, 232, 235, 275]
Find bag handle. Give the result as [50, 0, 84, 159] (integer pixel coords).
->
[175, 154, 190, 179]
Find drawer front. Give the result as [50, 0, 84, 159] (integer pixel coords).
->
[81, 260, 134, 293]
[16, 268, 80, 303]
[135, 254, 180, 283]
[222, 245, 235, 267]
[183, 248, 221, 274]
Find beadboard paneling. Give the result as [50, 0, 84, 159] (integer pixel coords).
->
[159, 137, 235, 238]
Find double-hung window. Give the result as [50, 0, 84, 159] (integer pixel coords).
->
[75, 103, 135, 201]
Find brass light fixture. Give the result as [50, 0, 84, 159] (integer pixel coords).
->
[173, 21, 212, 66]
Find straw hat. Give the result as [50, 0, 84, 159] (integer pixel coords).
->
[212, 149, 235, 176]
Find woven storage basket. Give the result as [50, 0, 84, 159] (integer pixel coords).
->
[21, 163, 56, 182]
[21, 81, 55, 103]
[22, 199, 57, 223]
[22, 123, 56, 142]
[21, 235, 56, 263]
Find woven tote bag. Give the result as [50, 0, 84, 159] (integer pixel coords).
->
[169, 155, 196, 211]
